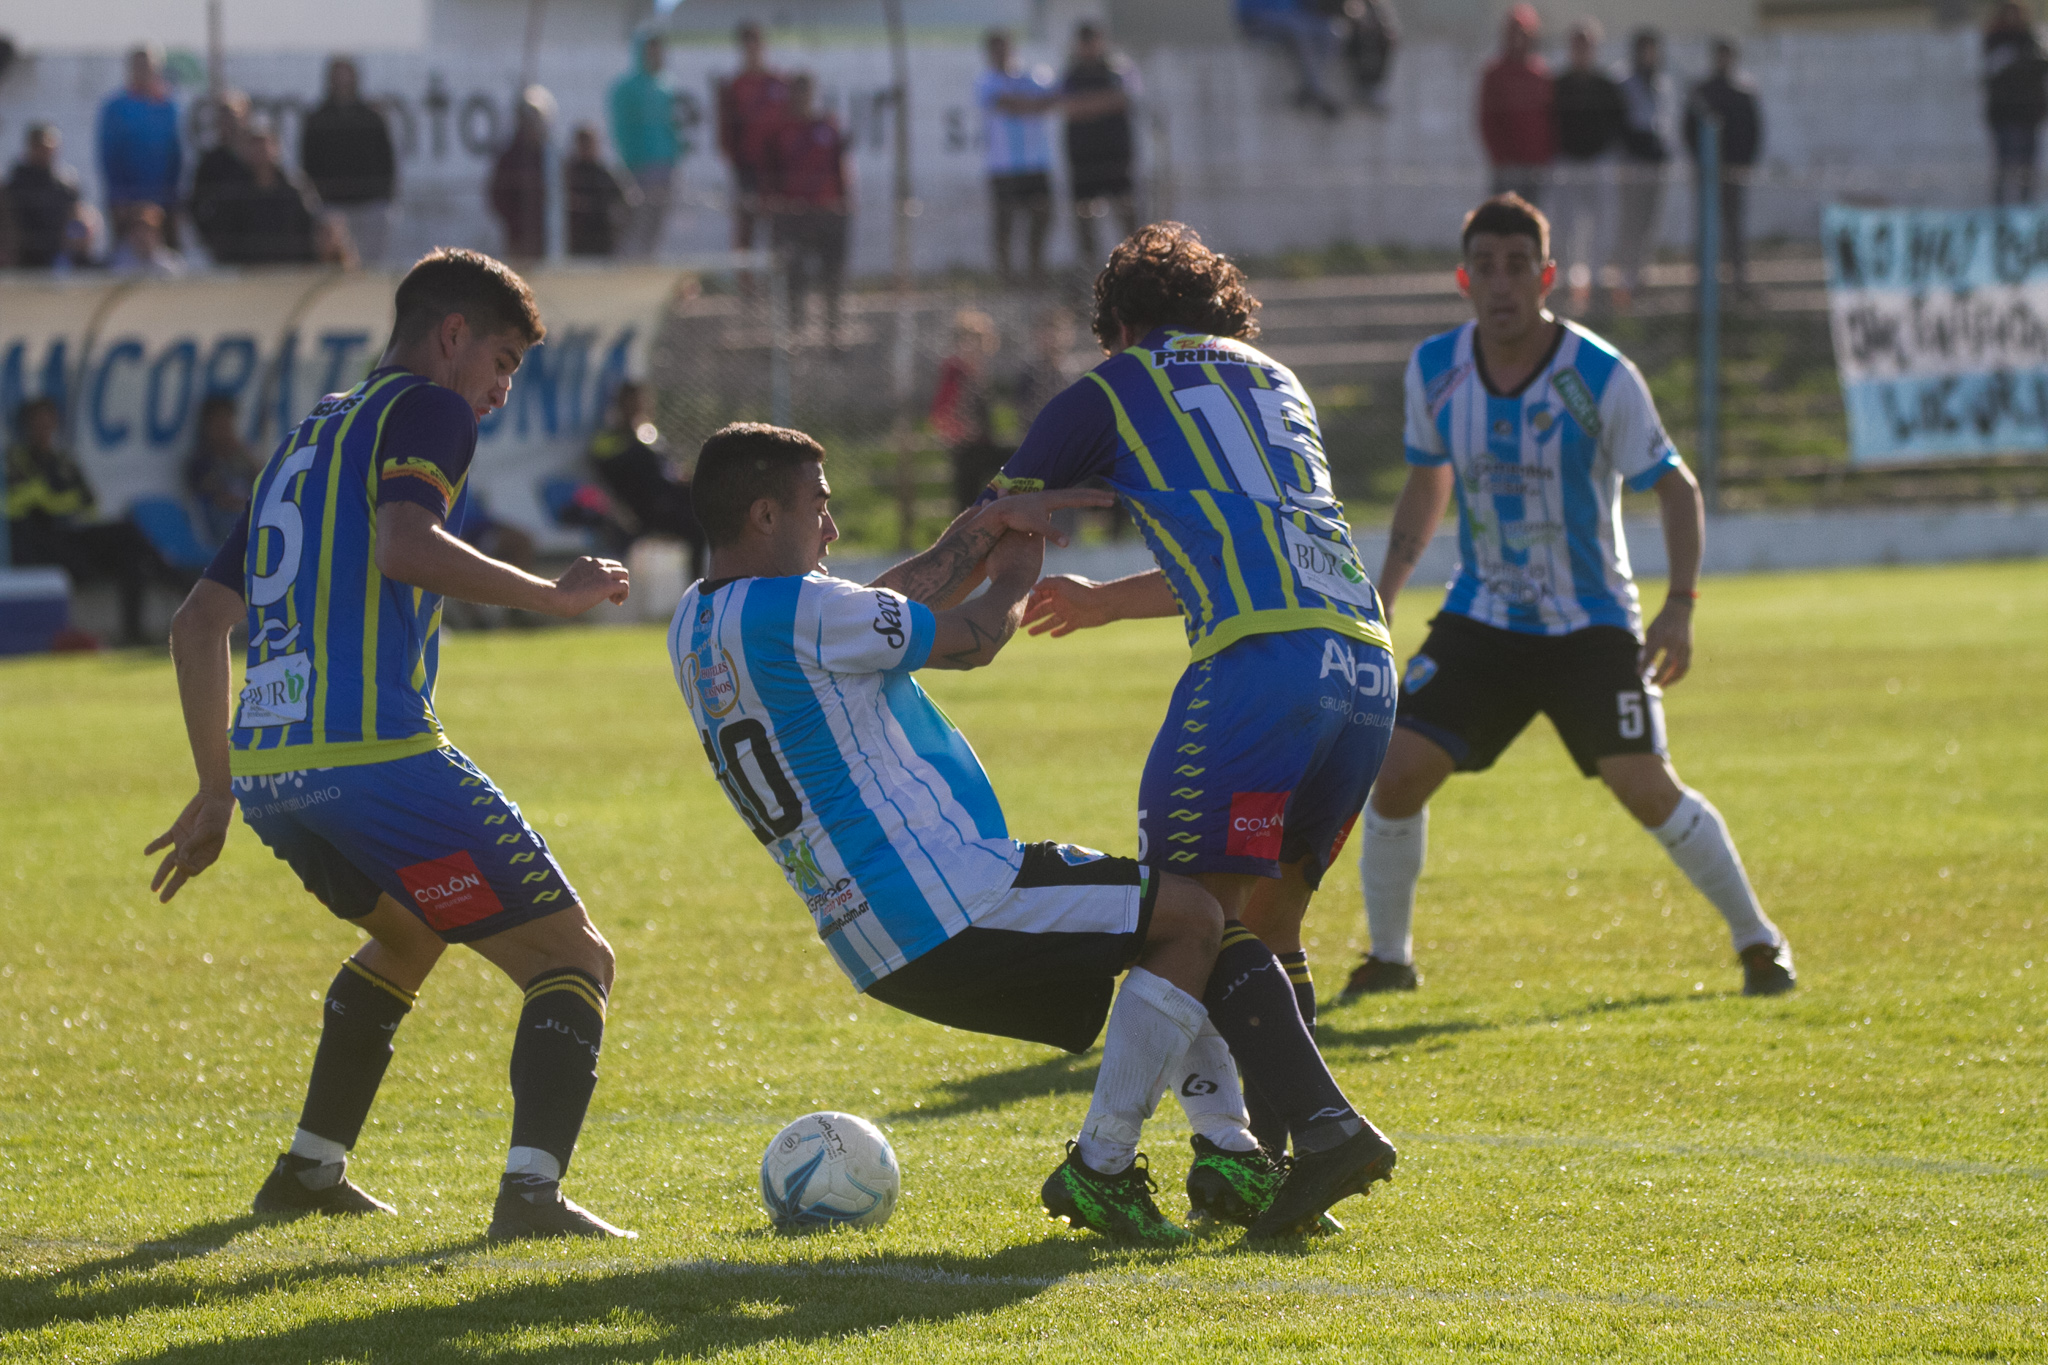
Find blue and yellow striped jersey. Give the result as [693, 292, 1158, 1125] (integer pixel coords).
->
[993, 327, 1390, 661]
[205, 368, 481, 776]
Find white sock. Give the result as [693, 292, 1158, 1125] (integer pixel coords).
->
[505, 1146, 561, 1182]
[1167, 1022, 1259, 1152]
[1361, 805, 1427, 965]
[1650, 788, 1781, 953]
[289, 1128, 347, 1167]
[1075, 968, 1208, 1175]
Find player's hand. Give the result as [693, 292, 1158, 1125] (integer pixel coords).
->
[984, 528, 1046, 586]
[145, 790, 236, 904]
[550, 556, 631, 616]
[1021, 574, 1113, 636]
[974, 488, 1115, 548]
[1639, 599, 1694, 687]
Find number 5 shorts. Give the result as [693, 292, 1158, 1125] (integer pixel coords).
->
[1137, 627, 1398, 888]
[232, 745, 580, 941]
[1394, 611, 1669, 778]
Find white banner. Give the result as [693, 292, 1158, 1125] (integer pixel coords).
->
[2, 264, 684, 543]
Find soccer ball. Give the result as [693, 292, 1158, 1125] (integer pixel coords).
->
[758, 1111, 900, 1232]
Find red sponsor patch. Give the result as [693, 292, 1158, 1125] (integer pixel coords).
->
[1226, 791, 1290, 861]
[396, 850, 506, 931]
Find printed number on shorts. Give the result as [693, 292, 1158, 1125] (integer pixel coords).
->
[1618, 691, 1646, 740]
[1173, 382, 1337, 512]
[248, 445, 320, 607]
[705, 719, 803, 842]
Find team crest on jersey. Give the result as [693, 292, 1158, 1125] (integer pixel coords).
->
[1528, 404, 1556, 436]
[1402, 654, 1439, 692]
[684, 648, 740, 717]
[1552, 368, 1603, 437]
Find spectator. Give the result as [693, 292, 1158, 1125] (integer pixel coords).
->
[978, 28, 1061, 285]
[1062, 22, 1141, 266]
[1237, 0, 1342, 118]
[566, 124, 635, 259]
[107, 202, 187, 277]
[489, 86, 554, 260]
[314, 212, 360, 269]
[1341, 0, 1399, 111]
[1552, 18, 1623, 313]
[3, 124, 82, 270]
[586, 382, 703, 575]
[1614, 27, 1672, 311]
[1984, 1, 2048, 205]
[764, 74, 852, 344]
[6, 397, 193, 646]
[932, 309, 1009, 510]
[300, 57, 397, 266]
[183, 394, 260, 549]
[1477, 4, 1553, 205]
[1686, 38, 1763, 294]
[716, 22, 790, 255]
[610, 33, 684, 259]
[212, 120, 320, 265]
[97, 45, 183, 247]
[189, 91, 253, 263]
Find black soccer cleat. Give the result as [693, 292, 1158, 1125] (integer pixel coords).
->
[1245, 1120, 1396, 1240]
[1739, 939, 1797, 996]
[487, 1175, 637, 1242]
[252, 1153, 395, 1218]
[1339, 955, 1419, 1001]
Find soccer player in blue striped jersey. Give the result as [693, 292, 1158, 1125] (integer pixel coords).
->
[147, 249, 642, 1240]
[1341, 194, 1795, 1001]
[994, 223, 1399, 1171]
[670, 423, 1395, 1242]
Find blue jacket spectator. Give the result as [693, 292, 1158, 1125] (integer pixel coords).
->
[1237, 0, 1340, 117]
[97, 47, 183, 242]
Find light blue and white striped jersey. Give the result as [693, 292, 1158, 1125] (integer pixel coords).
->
[1404, 319, 1684, 636]
[668, 572, 1024, 990]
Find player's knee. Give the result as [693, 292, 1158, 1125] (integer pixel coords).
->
[1152, 873, 1223, 956]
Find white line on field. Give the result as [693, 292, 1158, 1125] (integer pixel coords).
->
[1396, 1130, 2048, 1181]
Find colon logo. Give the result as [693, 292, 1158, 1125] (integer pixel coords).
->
[1226, 791, 1289, 860]
[396, 850, 507, 930]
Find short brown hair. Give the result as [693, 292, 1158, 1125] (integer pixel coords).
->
[391, 247, 545, 348]
[1091, 222, 1260, 350]
[1461, 193, 1551, 260]
[693, 422, 827, 548]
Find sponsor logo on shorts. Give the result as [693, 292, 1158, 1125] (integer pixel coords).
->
[396, 850, 509, 931]
[1402, 654, 1438, 692]
[1226, 791, 1289, 861]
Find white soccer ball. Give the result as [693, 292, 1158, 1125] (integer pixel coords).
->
[758, 1111, 900, 1232]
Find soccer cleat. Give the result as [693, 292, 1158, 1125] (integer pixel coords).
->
[486, 1175, 638, 1242]
[1338, 955, 1419, 1000]
[1739, 939, 1797, 996]
[252, 1153, 395, 1218]
[1185, 1136, 1290, 1227]
[1041, 1144, 1190, 1246]
[1245, 1120, 1397, 1240]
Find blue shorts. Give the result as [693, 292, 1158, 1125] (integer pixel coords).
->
[1137, 629, 1396, 887]
[233, 745, 579, 943]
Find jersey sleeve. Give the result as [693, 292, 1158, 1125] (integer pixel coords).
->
[988, 375, 1120, 499]
[372, 383, 480, 520]
[201, 513, 248, 593]
[1402, 351, 1451, 466]
[1602, 354, 1686, 491]
[804, 578, 935, 675]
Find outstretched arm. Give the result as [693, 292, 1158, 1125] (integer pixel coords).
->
[1021, 569, 1179, 637]
[1376, 464, 1455, 621]
[923, 531, 1045, 670]
[146, 579, 246, 902]
[868, 487, 1112, 608]
[375, 502, 630, 617]
[1641, 463, 1703, 687]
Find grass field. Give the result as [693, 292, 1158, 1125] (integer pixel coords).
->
[2, 561, 2044, 1363]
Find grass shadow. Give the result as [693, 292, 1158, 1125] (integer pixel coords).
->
[1309, 1017, 1493, 1055]
[883, 1052, 1100, 1123]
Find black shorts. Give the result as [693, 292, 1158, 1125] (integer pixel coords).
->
[863, 843, 1159, 1054]
[990, 171, 1054, 211]
[1395, 613, 1668, 777]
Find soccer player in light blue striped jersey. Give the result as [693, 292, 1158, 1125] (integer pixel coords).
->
[1342, 194, 1795, 1001]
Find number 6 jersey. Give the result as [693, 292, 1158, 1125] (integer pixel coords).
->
[669, 573, 1027, 989]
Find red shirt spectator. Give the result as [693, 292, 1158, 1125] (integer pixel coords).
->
[766, 114, 847, 211]
[1478, 5, 1555, 173]
[717, 63, 791, 186]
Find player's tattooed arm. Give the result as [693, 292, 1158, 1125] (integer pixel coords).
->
[869, 487, 1115, 608]
[1376, 464, 1455, 618]
[923, 528, 1045, 670]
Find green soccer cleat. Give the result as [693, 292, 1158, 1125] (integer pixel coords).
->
[1041, 1144, 1190, 1246]
[1185, 1135, 1290, 1227]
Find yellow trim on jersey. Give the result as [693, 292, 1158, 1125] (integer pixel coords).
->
[310, 411, 346, 746]
[229, 733, 448, 777]
[1125, 498, 1215, 640]
[1085, 371, 1168, 489]
[354, 380, 415, 742]
[1140, 353, 1230, 491]
[1188, 490, 1256, 617]
[1190, 607, 1394, 664]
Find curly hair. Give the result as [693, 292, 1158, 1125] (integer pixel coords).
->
[1090, 222, 1261, 350]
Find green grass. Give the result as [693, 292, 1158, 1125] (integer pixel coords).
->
[2, 561, 2045, 1362]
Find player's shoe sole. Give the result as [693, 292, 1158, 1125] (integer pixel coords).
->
[1042, 1144, 1190, 1246]
[1739, 939, 1797, 996]
[487, 1178, 637, 1242]
[1245, 1121, 1397, 1240]
[1338, 956, 1419, 1001]
[251, 1154, 394, 1217]
[1185, 1136, 1289, 1227]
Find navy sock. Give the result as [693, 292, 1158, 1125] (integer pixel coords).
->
[299, 960, 415, 1149]
[1204, 924, 1358, 1154]
[1245, 950, 1315, 1153]
[508, 968, 607, 1178]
